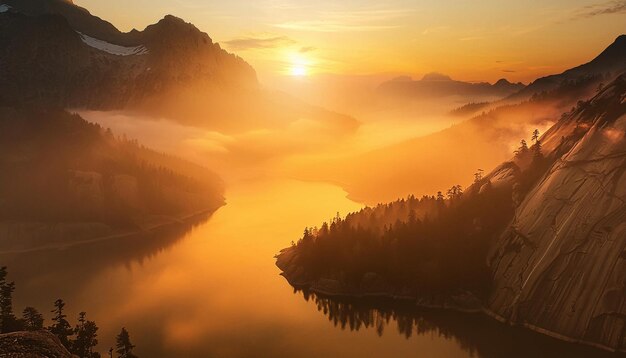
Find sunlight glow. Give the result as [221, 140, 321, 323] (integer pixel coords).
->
[287, 52, 312, 77]
[290, 65, 308, 77]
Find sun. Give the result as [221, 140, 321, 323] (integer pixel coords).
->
[290, 65, 308, 77]
[287, 52, 311, 77]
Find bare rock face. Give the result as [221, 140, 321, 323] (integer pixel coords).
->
[0, 331, 74, 358]
[488, 75, 626, 352]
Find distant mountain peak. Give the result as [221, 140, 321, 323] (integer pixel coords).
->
[494, 78, 512, 86]
[422, 72, 452, 81]
[159, 14, 186, 25]
[144, 14, 212, 43]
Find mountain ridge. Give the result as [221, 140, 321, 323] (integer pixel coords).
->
[378, 72, 525, 101]
[509, 35, 626, 100]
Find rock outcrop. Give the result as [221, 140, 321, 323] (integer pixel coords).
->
[0, 331, 74, 358]
[488, 74, 626, 352]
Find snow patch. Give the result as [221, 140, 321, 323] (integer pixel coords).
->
[0, 4, 11, 13]
[78, 32, 149, 56]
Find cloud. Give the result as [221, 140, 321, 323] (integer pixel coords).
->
[223, 35, 296, 50]
[571, 0, 626, 19]
[421, 26, 449, 35]
[275, 20, 400, 32]
[299, 46, 317, 53]
[459, 36, 484, 42]
[273, 7, 414, 32]
[502, 70, 517, 73]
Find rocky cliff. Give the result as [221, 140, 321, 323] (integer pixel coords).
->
[487, 74, 626, 352]
[0, 331, 74, 358]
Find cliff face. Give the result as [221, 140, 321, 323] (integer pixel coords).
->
[0, 331, 74, 358]
[487, 75, 626, 351]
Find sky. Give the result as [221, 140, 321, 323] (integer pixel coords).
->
[75, 0, 626, 84]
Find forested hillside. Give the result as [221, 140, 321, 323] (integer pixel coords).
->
[0, 107, 224, 250]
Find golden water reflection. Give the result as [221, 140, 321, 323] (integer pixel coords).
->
[3, 178, 612, 357]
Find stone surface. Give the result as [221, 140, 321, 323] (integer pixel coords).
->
[488, 75, 626, 352]
[0, 331, 74, 358]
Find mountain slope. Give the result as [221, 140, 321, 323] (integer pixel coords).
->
[1, 0, 124, 44]
[510, 35, 626, 101]
[488, 74, 626, 352]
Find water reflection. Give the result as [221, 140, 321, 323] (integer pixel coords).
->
[1, 213, 212, 309]
[296, 289, 617, 358]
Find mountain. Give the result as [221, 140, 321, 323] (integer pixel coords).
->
[509, 35, 626, 101]
[377, 72, 525, 101]
[0, 1, 264, 128]
[0, 1, 359, 132]
[487, 74, 626, 352]
[1, 0, 126, 44]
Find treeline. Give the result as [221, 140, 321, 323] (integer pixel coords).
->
[449, 102, 490, 117]
[0, 267, 137, 358]
[0, 107, 223, 227]
[290, 130, 551, 296]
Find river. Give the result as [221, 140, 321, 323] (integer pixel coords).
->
[2, 178, 613, 357]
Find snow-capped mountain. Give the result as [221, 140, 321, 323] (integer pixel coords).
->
[0, 1, 258, 127]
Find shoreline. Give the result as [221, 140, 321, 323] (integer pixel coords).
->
[276, 248, 625, 354]
[0, 205, 223, 255]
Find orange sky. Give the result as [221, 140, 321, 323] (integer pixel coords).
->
[75, 0, 625, 85]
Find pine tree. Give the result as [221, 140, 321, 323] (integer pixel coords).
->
[115, 328, 138, 358]
[532, 139, 543, 159]
[532, 129, 540, 143]
[0, 267, 19, 333]
[22, 307, 44, 331]
[474, 169, 484, 183]
[49, 299, 73, 348]
[446, 185, 463, 200]
[71, 312, 101, 358]
[515, 139, 529, 158]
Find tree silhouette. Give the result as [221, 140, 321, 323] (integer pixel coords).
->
[473, 169, 484, 183]
[71, 312, 101, 358]
[514, 139, 529, 158]
[49, 299, 73, 348]
[532, 139, 543, 159]
[22, 307, 44, 331]
[532, 129, 540, 143]
[446, 185, 463, 200]
[0, 266, 19, 333]
[116, 328, 138, 358]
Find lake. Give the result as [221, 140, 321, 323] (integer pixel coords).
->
[2, 178, 613, 357]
